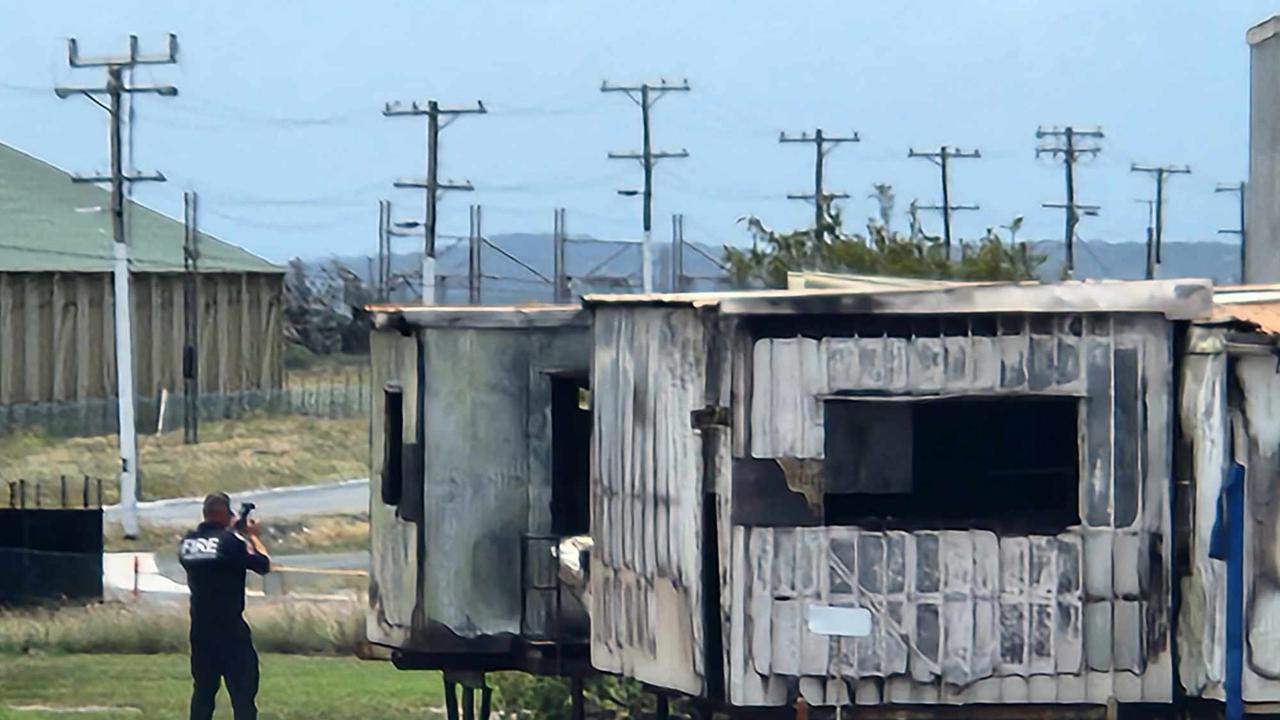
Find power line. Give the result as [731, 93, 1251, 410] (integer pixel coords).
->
[383, 98, 487, 303]
[907, 145, 981, 259]
[602, 78, 691, 293]
[1130, 162, 1190, 279]
[780, 128, 859, 244]
[1037, 126, 1103, 278]
[1216, 181, 1246, 283]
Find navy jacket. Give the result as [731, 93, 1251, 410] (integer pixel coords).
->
[179, 522, 271, 629]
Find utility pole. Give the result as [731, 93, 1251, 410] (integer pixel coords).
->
[1037, 126, 1103, 277]
[780, 128, 859, 244]
[553, 208, 569, 303]
[376, 200, 390, 302]
[1131, 163, 1191, 279]
[182, 190, 199, 446]
[1217, 182, 1246, 283]
[671, 213, 686, 292]
[1134, 198, 1157, 280]
[55, 34, 178, 538]
[907, 145, 981, 259]
[468, 204, 483, 304]
[383, 98, 486, 304]
[602, 79, 691, 293]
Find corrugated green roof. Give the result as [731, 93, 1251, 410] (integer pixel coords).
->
[0, 142, 281, 273]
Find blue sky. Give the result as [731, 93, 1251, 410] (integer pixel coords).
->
[0, 1, 1271, 264]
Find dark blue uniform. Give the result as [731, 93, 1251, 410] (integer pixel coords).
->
[179, 522, 270, 720]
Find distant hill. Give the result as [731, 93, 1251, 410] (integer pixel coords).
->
[1030, 239, 1242, 284]
[308, 234, 1245, 304]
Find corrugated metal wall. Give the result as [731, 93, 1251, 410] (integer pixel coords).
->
[728, 313, 1174, 706]
[591, 306, 709, 695]
[0, 271, 284, 405]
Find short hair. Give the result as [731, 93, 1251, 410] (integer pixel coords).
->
[202, 492, 232, 517]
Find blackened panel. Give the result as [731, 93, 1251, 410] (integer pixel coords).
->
[1056, 337, 1081, 386]
[1113, 347, 1141, 528]
[829, 536, 856, 594]
[1000, 602, 1027, 666]
[916, 603, 941, 663]
[731, 458, 822, 527]
[857, 533, 885, 594]
[1084, 339, 1113, 527]
[916, 533, 940, 593]
[1031, 603, 1054, 660]
[823, 401, 913, 495]
[1028, 335, 1056, 391]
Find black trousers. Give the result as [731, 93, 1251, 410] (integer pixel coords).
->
[189, 621, 260, 720]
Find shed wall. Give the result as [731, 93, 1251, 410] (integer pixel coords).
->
[590, 306, 708, 695]
[729, 313, 1174, 706]
[0, 271, 284, 405]
[367, 329, 419, 649]
[421, 325, 590, 639]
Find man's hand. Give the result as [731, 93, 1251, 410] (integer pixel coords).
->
[241, 518, 270, 558]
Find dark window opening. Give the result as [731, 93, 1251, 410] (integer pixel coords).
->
[823, 396, 1079, 533]
[550, 374, 591, 536]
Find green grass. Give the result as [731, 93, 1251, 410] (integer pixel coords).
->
[0, 653, 444, 720]
[0, 415, 369, 504]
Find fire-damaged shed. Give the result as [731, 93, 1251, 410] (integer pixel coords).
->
[582, 280, 1212, 710]
[366, 305, 595, 695]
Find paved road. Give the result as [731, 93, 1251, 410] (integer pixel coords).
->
[273, 551, 369, 571]
[104, 477, 369, 527]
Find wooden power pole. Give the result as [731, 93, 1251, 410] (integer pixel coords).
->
[780, 128, 859, 244]
[182, 190, 199, 445]
[55, 34, 179, 537]
[907, 145, 980, 259]
[602, 80, 691, 293]
[1217, 182, 1246, 283]
[1037, 126, 1103, 277]
[382, 99, 486, 304]
[1131, 163, 1191, 279]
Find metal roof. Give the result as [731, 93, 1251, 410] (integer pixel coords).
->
[368, 303, 588, 330]
[583, 279, 1215, 320]
[785, 271, 985, 291]
[1210, 285, 1280, 334]
[0, 142, 281, 274]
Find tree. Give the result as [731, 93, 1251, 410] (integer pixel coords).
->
[283, 258, 376, 355]
[724, 185, 1044, 288]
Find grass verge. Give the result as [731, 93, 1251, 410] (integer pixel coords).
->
[0, 653, 443, 720]
[0, 415, 369, 504]
[0, 601, 364, 657]
[104, 514, 369, 555]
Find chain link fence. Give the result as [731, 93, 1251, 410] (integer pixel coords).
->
[0, 370, 370, 439]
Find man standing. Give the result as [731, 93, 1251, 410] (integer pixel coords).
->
[179, 492, 271, 720]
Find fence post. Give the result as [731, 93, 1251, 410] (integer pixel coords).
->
[34, 480, 41, 508]
[82, 475, 90, 508]
[60, 475, 67, 508]
[8, 481, 15, 508]
[19, 479, 27, 509]
[96, 477, 103, 508]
